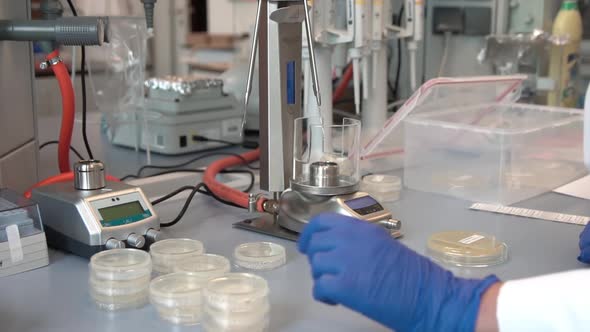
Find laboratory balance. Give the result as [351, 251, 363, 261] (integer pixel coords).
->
[32, 161, 161, 258]
[235, 118, 402, 240]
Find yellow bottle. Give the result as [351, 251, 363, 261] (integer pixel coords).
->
[547, 1, 583, 107]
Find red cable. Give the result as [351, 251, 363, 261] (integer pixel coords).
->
[332, 64, 353, 104]
[47, 50, 76, 173]
[24, 173, 120, 199]
[203, 149, 267, 212]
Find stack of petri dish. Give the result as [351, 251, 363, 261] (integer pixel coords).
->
[150, 239, 205, 275]
[89, 249, 152, 311]
[150, 272, 205, 325]
[202, 273, 270, 332]
[361, 175, 403, 203]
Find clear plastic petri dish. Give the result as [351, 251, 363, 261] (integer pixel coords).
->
[204, 273, 269, 313]
[90, 288, 149, 311]
[361, 175, 402, 203]
[150, 272, 205, 308]
[233, 242, 286, 271]
[174, 254, 231, 281]
[90, 249, 152, 281]
[203, 300, 270, 324]
[89, 273, 151, 290]
[426, 231, 508, 267]
[150, 239, 205, 274]
[155, 305, 203, 325]
[202, 313, 269, 332]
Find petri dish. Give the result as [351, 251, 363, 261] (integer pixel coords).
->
[150, 239, 205, 274]
[361, 175, 402, 203]
[203, 300, 269, 323]
[174, 254, 231, 281]
[202, 313, 269, 332]
[234, 242, 286, 271]
[90, 288, 149, 311]
[155, 305, 202, 325]
[204, 273, 269, 312]
[90, 249, 152, 281]
[426, 231, 508, 267]
[150, 272, 205, 308]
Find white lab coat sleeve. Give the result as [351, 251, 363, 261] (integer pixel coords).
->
[497, 269, 590, 332]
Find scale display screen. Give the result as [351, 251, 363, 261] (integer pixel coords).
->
[98, 201, 151, 227]
[344, 196, 384, 216]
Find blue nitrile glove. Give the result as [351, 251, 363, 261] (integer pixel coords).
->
[578, 222, 590, 263]
[298, 213, 500, 332]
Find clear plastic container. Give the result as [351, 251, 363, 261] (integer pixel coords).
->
[234, 242, 286, 271]
[405, 103, 584, 204]
[150, 239, 205, 275]
[361, 76, 586, 205]
[0, 189, 49, 277]
[292, 118, 362, 192]
[89, 249, 152, 311]
[426, 231, 509, 267]
[361, 175, 402, 203]
[203, 273, 269, 313]
[150, 272, 206, 325]
[174, 254, 231, 281]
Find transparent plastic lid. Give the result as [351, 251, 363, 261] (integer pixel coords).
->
[204, 273, 269, 312]
[234, 242, 286, 271]
[427, 231, 508, 267]
[293, 118, 362, 191]
[150, 272, 205, 307]
[150, 239, 205, 259]
[174, 254, 231, 280]
[361, 76, 526, 161]
[90, 249, 152, 279]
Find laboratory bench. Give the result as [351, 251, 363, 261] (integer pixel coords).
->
[0, 114, 588, 331]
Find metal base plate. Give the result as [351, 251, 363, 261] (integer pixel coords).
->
[234, 214, 403, 241]
[234, 215, 300, 241]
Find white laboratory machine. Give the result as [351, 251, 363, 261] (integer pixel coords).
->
[108, 76, 243, 155]
[32, 161, 161, 258]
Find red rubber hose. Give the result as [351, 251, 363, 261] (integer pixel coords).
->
[203, 149, 267, 212]
[333, 64, 353, 104]
[47, 50, 76, 173]
[24, 172, 120, 199]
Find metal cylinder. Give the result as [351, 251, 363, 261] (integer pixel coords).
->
[310, 161, 339, 188]
[0, 17, 105, 45]
[74, 160, 106, 190]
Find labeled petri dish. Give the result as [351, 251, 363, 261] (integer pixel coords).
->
[204, 273, 269, 312]
[90, 249, 152, 281]
[150, 239, 205, 274]
[426, 231, 508, 267]
[234, 242, 286, 270]
[175, 254, 231, 281]
[150, 272, 205, 308]
[361, 175, 402, 203]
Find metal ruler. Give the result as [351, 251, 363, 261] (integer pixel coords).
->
[470, 203, 590, 226]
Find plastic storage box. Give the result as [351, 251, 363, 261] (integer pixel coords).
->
[362, 76, 586, 205]
[0, 189, 49, 277]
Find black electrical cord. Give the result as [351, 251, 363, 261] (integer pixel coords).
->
[39, 140, 86, 160]
[120, 152, 260, 181]
[393, 5, 405, 100]
[66, 0, 94, 160]
[158, 183, 245, 228]
[134, 168, 256, 193]
[192, 135, 240, 146]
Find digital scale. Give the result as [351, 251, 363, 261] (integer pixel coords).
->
[32, 161, 161, 258]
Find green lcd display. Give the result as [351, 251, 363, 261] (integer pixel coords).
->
[99, 201, 144, 223]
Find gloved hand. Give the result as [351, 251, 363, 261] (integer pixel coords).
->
[298, 213, 500, 332]
[578, 222, 590, 263]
